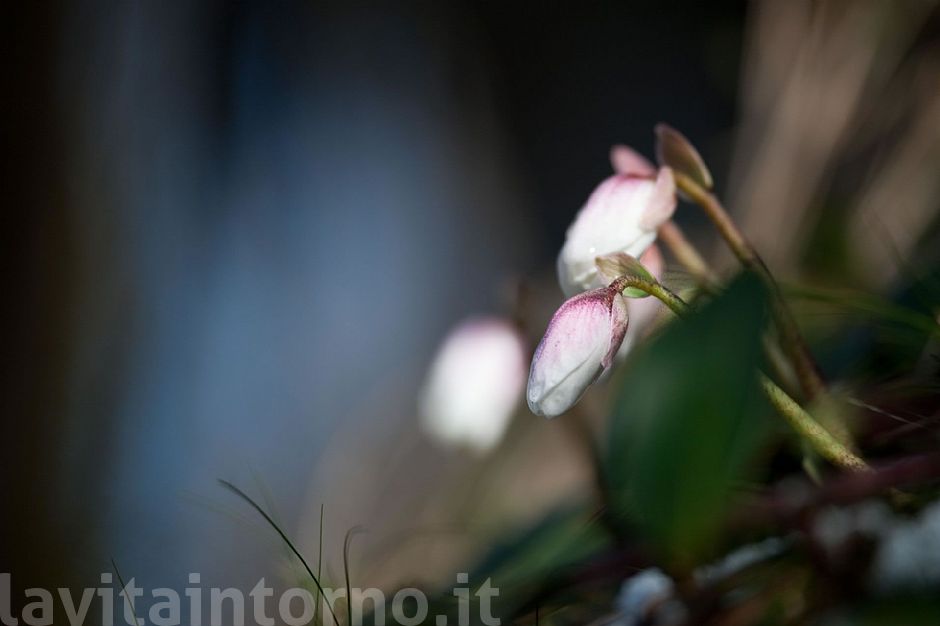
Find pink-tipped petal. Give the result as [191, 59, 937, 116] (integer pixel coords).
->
[610, 145, 656, 177]
[527, 287, 629, 417]
[602, 292, 629, 369]
[639, 243, 665, 278]
[639, 167, 678, 230]
[557, 162, 678, 297]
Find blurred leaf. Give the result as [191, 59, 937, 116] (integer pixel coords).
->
[473, 506, 608, 587]
[784, 283, 940, 339]
[468, 506, 611, 618]
[654, 123, 713, 190]
[852, 596, 940, 625]
[606, 273, 770, 567]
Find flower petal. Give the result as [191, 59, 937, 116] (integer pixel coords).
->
[557, 174, 664, 297]
[603, 292, 630, 369]
[527, 287, 627, 417]
[610, 144, 656, 177]
[638, 167, 678, 230]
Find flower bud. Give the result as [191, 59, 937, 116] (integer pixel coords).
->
[557, 166, 676, 297]
[654, 123, 713, 190]
[419, 318, 527, 452]
[527, 286, 629, 417]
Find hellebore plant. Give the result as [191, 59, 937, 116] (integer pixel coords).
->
[526, 124, 868, 473]
[421, 123, 866, 473]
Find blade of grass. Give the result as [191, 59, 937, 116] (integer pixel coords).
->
[249, 469, 309, 588]
[219, 480, 339, 625]
[111, 559, 142, 626]
[314, 503, 324, 626]
[783, 283, 940, 338]
[343, 527, 365, 626]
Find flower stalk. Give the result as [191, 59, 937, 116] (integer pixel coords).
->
[612, 276, 868, 473]
[610, 275, 689, 318]
[759, 375, 869, 472]
[672, 171, 827, 402]
[659, 219, 804, 395]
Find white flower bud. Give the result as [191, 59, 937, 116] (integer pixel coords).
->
[557, 166, 676, 297]
[419, 318, 527, 452]
[527, 286, 629, 417]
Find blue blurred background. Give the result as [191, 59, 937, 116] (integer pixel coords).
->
[7, 0, 840, 615]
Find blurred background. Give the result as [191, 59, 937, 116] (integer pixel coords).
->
[4, 0, 939, 621]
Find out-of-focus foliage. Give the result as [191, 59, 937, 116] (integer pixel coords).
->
[467, 507, 611, 618]
[606, 273, 771, 566]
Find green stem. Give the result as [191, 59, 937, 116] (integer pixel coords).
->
[760, 375, 869, 472]
[659, 219, 803, 396]
[612, 276, 689, 317]
[615, 276, 868, 473]
[673, 172, 827, 402]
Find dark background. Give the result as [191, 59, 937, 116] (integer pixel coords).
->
[5, 0, 745, 615]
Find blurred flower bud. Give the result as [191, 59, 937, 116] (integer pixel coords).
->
[419, 318, 527, 452]
[654, 123, 713, 190]
[527, 286, 629, 417]
[557, 167, 676, 297]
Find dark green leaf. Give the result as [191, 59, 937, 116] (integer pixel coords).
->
[606, 273, 770, 566]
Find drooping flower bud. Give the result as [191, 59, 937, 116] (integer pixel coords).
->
[419, 317, 527, 452]
[527, 286, 629, 417]
[557, 166, 677, 297]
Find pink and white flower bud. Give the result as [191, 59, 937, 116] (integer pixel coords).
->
[419, 317, 527, 452]
[557, 166, 677, 297]
[527, 286, 629, 417]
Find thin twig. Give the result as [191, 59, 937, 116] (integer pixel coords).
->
[611, 276, 689, 317]
[759, 375, 869, 472]
[659, 219, 802, 396]
[673, 172, 827, 402]
[614, 278, 868, 472]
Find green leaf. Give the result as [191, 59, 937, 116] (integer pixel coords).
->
[472, 506, 609, 592]
[854, 596, 940, 625]
[654, 123, 713, 190]
[605, 273, 770, 567]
